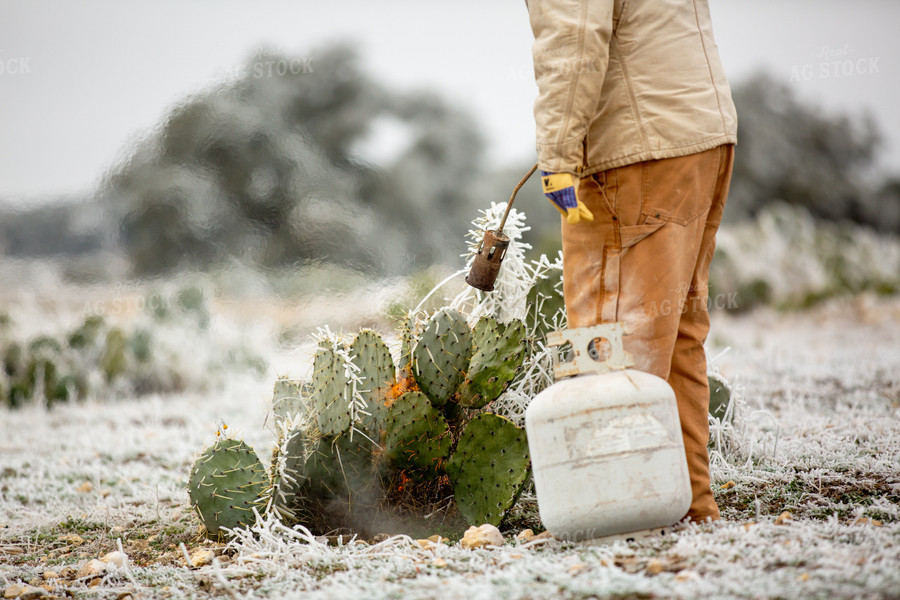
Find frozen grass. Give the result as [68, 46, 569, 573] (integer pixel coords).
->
[1, 293, 899, 599]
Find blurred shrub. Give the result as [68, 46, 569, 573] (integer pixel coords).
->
[101, 44, 485, 278]
[710, 202, 900, 312]
[0, 285, 267, 409]
[728, 72, 899, 232]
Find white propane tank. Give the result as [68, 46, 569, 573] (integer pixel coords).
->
[525, 322, 692, 542]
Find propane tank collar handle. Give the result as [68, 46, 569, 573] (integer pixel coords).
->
[546, 322, 635, 379]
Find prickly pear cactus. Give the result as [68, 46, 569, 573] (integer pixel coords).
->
[457, 317, 527, 409]
[188, 438, 269, 539]
[270, 427, 308, 523]
[445, 413, 531, 527]
[257, 307, 535, 532]
[413, 308, 472, 407]
[349, 330, 396, 438]
[384, 391, 451, 479]
[311, 343, 351, 436]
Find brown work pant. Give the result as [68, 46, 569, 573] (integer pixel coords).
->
[562, 144, 735, 522]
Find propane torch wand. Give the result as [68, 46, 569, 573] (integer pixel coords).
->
[465, 162, 538, 292]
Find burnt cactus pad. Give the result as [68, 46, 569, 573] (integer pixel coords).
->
[457, 317, 527, 409]
[303, 431, 382, 503]
[413, 308, 472, 407]
[445, 413, 530, 527]
[384, 391, 452, 480]
[188, 438, 269, 539]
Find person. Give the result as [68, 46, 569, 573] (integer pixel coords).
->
[527, 0, 738, 522]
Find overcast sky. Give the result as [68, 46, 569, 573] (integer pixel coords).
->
[1, 0, 898, 203]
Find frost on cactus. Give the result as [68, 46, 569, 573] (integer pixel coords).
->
[524, 255, 566, 340]
[188, 438, 269, 540]
[255, 306, 534, 533]
[269, 427, 308, 523]
[445, 413, 531, 527]
[399, 314, 417, 379]
[272, 378, 310, 428]
[209, 204, 574, 534]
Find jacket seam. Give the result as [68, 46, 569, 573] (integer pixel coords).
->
[612, 37, 649, 154]
[552, 1, 592, 166]
[692, 0, 729, 135]
[579, 135, 735, 176]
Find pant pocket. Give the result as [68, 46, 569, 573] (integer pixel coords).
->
[618, 214, 666, 249]
[639, 147, 721, 226]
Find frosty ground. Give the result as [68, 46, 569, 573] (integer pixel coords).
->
[1, 292, 899, 599]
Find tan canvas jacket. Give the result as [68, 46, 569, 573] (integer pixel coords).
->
[528, 0, 738, 175]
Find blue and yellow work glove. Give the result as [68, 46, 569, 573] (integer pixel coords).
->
[540, 171, 594, 225]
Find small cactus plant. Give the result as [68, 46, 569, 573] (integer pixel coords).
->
[188, 305, 533, 537]
[266, 309, 530, 532]
[188, 436, 269, 540]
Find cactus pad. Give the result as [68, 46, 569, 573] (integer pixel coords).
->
[457, 317, 526, 409]
[525, 270, 565, 340]
[304, 432, 381, 502]
[312, 344, 351, 436]
[385, 391, 451, 479]
[399, 314, 417, 379]
[272, 378, 311, 427]
[270, 428, 308, 522]
[350, 330, 396, 438]
[445, 413, 530, 527]
[413, 308, 472, 407]
[708, 374, 732, 422]
[188, 438, 269, 539]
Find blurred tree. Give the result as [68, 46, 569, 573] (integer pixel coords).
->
[727, 72, 898, 232]
[101, 44, 485, 277]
